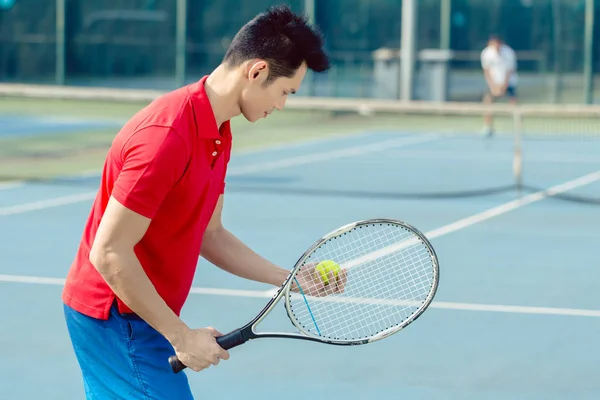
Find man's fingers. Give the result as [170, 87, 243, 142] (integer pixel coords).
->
[336, 268, 348, 293]
[180, 354, 210, 372]
[218, 348, 230, 360]
[325, 270, 337, 295]
[207, 326, 223, 337]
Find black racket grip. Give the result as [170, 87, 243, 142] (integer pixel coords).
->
[169, 329, 248, 373]
[216, 329, 248, 350]
[169, 356, 187, 373]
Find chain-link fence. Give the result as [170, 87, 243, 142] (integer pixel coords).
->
[0, 0, 598, 103]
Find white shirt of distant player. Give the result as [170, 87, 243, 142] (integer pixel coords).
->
[480, 44, 518, 87]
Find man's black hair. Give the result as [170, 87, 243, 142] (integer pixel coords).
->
[223, 4, 330, 83]
[488, 34, 502, 43]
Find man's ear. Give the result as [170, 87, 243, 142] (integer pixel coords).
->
[247, 60, 269, 82]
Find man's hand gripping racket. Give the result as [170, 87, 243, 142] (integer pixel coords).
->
[169, 218, 439, 373]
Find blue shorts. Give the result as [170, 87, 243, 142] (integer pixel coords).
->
[63, 302, 194, 399]
[504, 85, 517, 98]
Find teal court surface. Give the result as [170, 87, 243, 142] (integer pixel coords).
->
[1, 105, 600, 399]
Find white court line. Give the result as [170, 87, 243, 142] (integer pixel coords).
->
[0, 181, 24, 191]
[425, 169, 600, 239]
[0, 192, 98, 216]
[0, 127, 384, 190]
[385, 150, 600, 164]
[0, 275, 65, 285]
[227, 134, 440, 175]
[259, 169, 600, 296]
[1, 274, 600, 318]
[2, 146, 599, 316]
[78, 134, 439, 177]
[2, 171, 599, 316]
[274, 170, 600, 280]
[0, 134, 440, 216]
[232, 131, 371, 156]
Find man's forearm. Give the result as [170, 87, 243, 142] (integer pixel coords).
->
[200, 226, 289, 287]
[90, 247, 188, 344]
[484, 69, 495, 89]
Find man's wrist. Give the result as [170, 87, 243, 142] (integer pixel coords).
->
[162, 319, 190, 347]
[269, 266, 292, 287]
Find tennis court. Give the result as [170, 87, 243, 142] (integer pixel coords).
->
[1, 93, 600, 399]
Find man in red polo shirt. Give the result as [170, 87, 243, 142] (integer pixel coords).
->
[61, 5, 337, 399]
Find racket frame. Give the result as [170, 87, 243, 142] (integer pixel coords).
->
[169, 218, 439, 373]
[283, 218, 439, 345]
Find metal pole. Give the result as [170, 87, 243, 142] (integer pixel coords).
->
[304, 0, 315, 25]
[55, 0, 65, 85]
[583, 0, 595, 104]
[551, 0, 562, 103]
[400, 0, 417, 100]
[175, 0, 187, 88]
[304, 0, 316, 96]
[512, 108, 523, 197]
[440, 0, 451, 50]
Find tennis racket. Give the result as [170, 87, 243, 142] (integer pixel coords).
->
[169, 218, 439, 373]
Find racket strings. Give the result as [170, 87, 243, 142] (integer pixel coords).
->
[293, 252, 430, 338]
[288, 223, 436, 341]
[296, 253, 430, 338]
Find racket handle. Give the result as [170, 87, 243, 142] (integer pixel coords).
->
[169, 356, 187, 373]
[168, 329, 249, 373]
[216, 328, 248, 350]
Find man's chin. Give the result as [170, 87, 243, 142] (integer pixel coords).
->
[241, 111, 261, 123]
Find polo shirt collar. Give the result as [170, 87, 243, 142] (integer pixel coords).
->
[188, 75, 230, 139]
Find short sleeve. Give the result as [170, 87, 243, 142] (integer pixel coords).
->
[112, 126, 189, 219]
[480, 49, 489, 69]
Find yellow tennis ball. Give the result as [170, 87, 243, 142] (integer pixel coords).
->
[315, 260, 341, 285]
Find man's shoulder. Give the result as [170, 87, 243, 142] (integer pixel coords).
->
[116, 86, 197, 143]
[480, 46, 494, 64]
[481, 46, 494, 58]
[136, 87, 195, 129]
[501, 45, 516, 56]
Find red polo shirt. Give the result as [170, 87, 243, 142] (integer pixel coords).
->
[62, 76, 232, 320]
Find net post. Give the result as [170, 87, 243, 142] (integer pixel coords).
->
[512, 107, 523, 197]
[440, 0, 451, 51]
[304, 0, 316, 97]
[55, 0, 66, 85]
[583, 0, 595, 104]
[175, 0, 187, 88]
[400, 0, 417, 100]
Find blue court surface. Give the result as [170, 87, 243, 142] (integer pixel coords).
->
[1, 122, 600, 399]
[0, 115, 122, 137]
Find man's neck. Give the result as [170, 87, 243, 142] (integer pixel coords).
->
[204, 64, 243, 128]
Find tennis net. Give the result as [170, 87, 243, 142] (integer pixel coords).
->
[1, 83, 599, 204]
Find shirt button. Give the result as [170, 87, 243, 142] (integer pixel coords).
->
[212, 151, 218, 156]
[215, 140, 221, 145]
